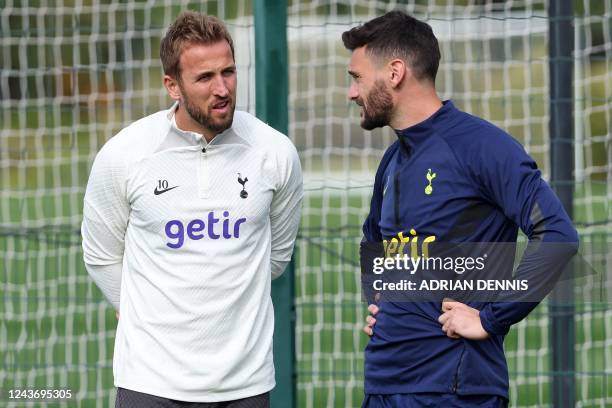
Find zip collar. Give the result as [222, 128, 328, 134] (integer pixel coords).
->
[166, 102, 232, 149]
[393, 100, 457, 151]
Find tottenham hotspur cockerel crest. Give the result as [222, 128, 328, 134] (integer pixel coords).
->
[237, 173, 248, 199]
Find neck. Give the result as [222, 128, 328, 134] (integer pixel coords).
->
[390, 82, 443, 130]
[174, 104, 216, 142]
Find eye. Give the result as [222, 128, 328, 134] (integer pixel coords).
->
[197, 73, 213, 82]
[222, 68, 236, 77]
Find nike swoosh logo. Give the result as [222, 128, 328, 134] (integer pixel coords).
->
[383, 175, 390, 196]
[153, 186, 179, 195]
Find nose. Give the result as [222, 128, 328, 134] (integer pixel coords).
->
[347, 82, 358, 101]
[212, 76, 229, 97]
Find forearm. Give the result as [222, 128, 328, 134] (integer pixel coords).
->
[270, 205, 300, 279]
[268, 136, 302, 280]
[480, 239, 578, 335]
[85, 262, 122, 310]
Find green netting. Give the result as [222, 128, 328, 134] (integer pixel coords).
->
[289, 1, 610, 407]
[0, 1, 610, 407]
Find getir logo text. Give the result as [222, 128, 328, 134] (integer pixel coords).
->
[383, 229, 436, 258]
[165, 211, 246, 249]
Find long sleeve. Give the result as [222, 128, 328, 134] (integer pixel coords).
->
[269, 139, 303, 279]
[360, 143, 399, 304]
[84, 263, 122, 310]
[81, 138, 130, 308]
[471, 131, 579, 335]
[362, 142, 398, 243]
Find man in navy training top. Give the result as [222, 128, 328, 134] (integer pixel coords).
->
[342, 10, 579, 408]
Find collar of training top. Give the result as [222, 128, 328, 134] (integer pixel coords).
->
[394, 100, 457, 150]
[166, 101, 233, 147]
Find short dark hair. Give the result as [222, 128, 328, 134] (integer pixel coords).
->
[160, 11, 235, 79]
[342, 10, 440, 83]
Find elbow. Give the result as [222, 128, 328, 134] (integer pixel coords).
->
[537, 217, 579, 254]
[271, 259, 290, 280]
[561, 221, 579, 255]
[554, 224, 579, 261]
[555, 225, 579, 258]
[568, 229, 579, 256]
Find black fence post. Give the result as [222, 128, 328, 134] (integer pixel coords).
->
[548, 2, 575, 407]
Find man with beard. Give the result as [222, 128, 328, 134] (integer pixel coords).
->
[81, 11, 302, 408]
[343, 10, 578, 408]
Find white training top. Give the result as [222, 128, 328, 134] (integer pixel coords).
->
[81, 104, 302, 402]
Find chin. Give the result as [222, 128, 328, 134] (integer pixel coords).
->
[360, 120, 377, 131]
[215, 118, 234, 133]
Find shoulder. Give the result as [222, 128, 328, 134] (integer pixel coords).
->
[232, 110, 289, 143]
[232, 110, 298, 158]
[97, 109, 171, 164]
[441, 110, 527, 160]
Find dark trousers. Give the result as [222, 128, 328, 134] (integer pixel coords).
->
[115, 388, 270, 408]
[362, 393, 508, 408]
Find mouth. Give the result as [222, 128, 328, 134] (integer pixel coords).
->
[354, 100, 364, 115]
[357, 104, 365, 117]
[212, 99, 231, 114]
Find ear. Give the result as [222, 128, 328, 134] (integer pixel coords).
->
[388, 59, 407, 89]
[163, 74, 182, 101]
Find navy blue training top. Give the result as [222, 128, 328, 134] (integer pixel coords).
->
[361, 100, 578, 397]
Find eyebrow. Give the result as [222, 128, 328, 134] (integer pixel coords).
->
[194, 65, 236, 80]
[196, 71, 213, 79]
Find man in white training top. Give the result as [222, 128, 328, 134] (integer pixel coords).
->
[81, 11, 302, 408]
